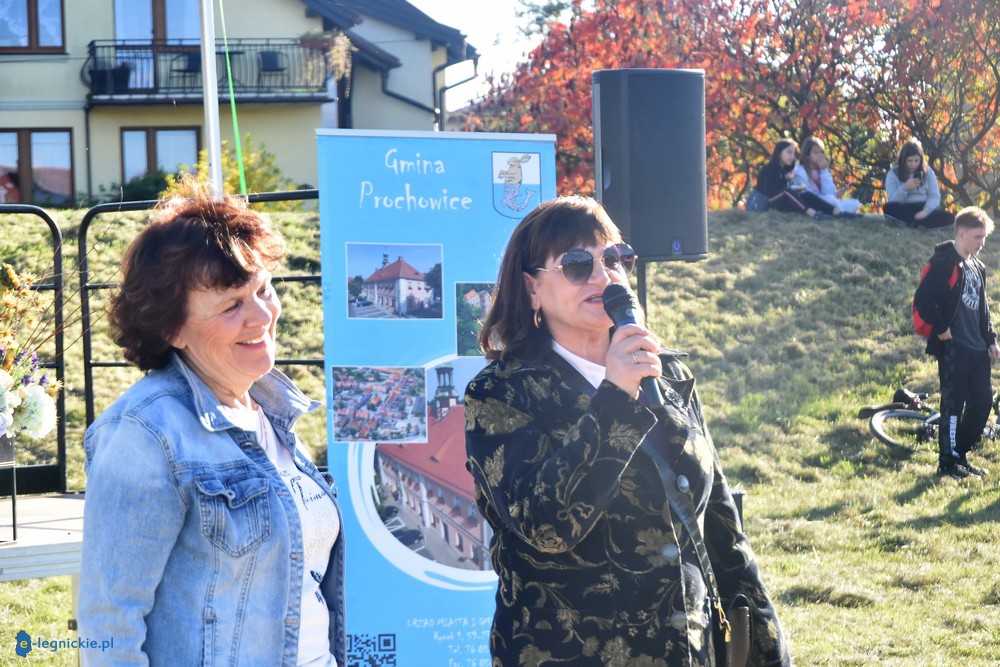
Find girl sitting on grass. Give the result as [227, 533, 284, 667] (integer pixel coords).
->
[884, 138, 955, 228]
[794, 136, 861, 216]
[748, 139, 830, 219]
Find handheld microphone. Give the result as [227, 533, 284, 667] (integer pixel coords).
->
[601, 284, 666, 412]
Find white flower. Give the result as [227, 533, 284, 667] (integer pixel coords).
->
[0, 410, 11, 440]
[0, 369, 15, 404]
[14, 384, 57, 440]
[0, 370, 16, 439]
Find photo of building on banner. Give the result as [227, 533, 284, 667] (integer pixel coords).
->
[317, 129, 556, 665]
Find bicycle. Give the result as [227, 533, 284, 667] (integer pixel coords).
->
[858, 387, 1000, 450]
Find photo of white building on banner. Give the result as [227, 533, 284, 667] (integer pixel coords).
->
[346, 243, 442, 319]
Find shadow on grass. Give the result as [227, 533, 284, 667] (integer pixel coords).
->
[898, 485, 1000, 530]
[890, 474, 946, 506]
[779, 584, 877, 608]
[807, 423, 915, 470]
[797, 500, 850, 522]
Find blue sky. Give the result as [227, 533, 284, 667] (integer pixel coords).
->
[408, 0, 538, 110]
[346, 242, 443, 279]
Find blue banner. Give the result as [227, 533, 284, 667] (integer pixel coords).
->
[317, 129, 556, 666]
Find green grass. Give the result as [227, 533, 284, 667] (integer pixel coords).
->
[4, 206, 1000, 664]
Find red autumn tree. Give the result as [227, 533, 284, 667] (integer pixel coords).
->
[466, 0, 727, 202]
[854, 0, 1000, 211]
[468, 0, 1000, 212]
[713, 0, 890, 205]
[467, 0, 892, 207]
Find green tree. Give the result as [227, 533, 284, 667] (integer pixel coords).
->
[455, 283, 491, 356]
[82, 169, 169, 206]
[424, 263, 443, 302]
[348, 275, 364, 299]
[163, 134, 303, 211]
[515, 0, 589, 37]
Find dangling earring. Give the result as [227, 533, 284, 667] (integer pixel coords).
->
[533, 309, 543, 329]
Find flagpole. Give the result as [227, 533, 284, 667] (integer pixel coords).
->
[199, 0, 224, 198]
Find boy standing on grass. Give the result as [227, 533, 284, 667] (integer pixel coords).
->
[914, 206, 1000, 480]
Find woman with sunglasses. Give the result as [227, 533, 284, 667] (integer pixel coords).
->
[465, 196, 790, 666]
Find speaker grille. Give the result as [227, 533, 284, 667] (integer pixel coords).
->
[593, 69, 708, 261]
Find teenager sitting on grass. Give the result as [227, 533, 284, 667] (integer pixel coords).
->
[747, 139, 832, 219]
[884, 138, 955, 228]
[793, 136, 861, 217]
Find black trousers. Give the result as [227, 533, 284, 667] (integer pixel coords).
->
[799, 191, 837, 215]
[884, 202, 955, 228]
[937, 343, 993, 465]
[768, 190, 836, 216]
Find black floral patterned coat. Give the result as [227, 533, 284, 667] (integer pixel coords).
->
[465, 348, 790, 666]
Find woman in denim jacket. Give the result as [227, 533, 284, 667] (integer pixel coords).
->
[78, 193, 345, 666]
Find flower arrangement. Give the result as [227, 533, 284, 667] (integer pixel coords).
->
[0, 262, 59, 440]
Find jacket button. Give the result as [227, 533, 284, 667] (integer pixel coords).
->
[670, 610, 687, 630]
[661, 543, 680, 562]
[676, 475, 690, 493]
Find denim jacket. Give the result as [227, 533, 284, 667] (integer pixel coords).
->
[78, 354, 346, 666]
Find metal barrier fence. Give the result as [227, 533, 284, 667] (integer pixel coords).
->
[0, 205, 65, 495]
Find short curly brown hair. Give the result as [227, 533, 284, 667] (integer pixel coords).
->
[109, 193, 286, 371]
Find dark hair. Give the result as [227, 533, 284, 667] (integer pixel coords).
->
[109, 193, 286, 371]
[896, 138, 925, 179]
[768, 139, 799, 174]
[478, 196, 624, 362]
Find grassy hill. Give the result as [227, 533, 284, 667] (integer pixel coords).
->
[2, 205, 1000, 664]
[646, 208, 1000, 665]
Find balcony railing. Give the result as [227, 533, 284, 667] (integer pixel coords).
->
[82, 39, 332, 103]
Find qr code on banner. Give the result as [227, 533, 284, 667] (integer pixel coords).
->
[347, 633, 397, 667]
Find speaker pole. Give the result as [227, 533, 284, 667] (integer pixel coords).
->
[636, 260, 648, 317]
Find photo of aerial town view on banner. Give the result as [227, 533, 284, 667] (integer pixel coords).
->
[346, 242, 443, 319]
[371, 356, 491, 570]
[330, 366, 427, 443]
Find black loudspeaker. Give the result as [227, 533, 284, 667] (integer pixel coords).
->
[592, 69, 708, 261]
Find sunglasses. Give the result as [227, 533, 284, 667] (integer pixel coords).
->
[531, 243, 637, 285]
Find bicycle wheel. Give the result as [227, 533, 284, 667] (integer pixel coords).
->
[869, 410, 936, 449]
